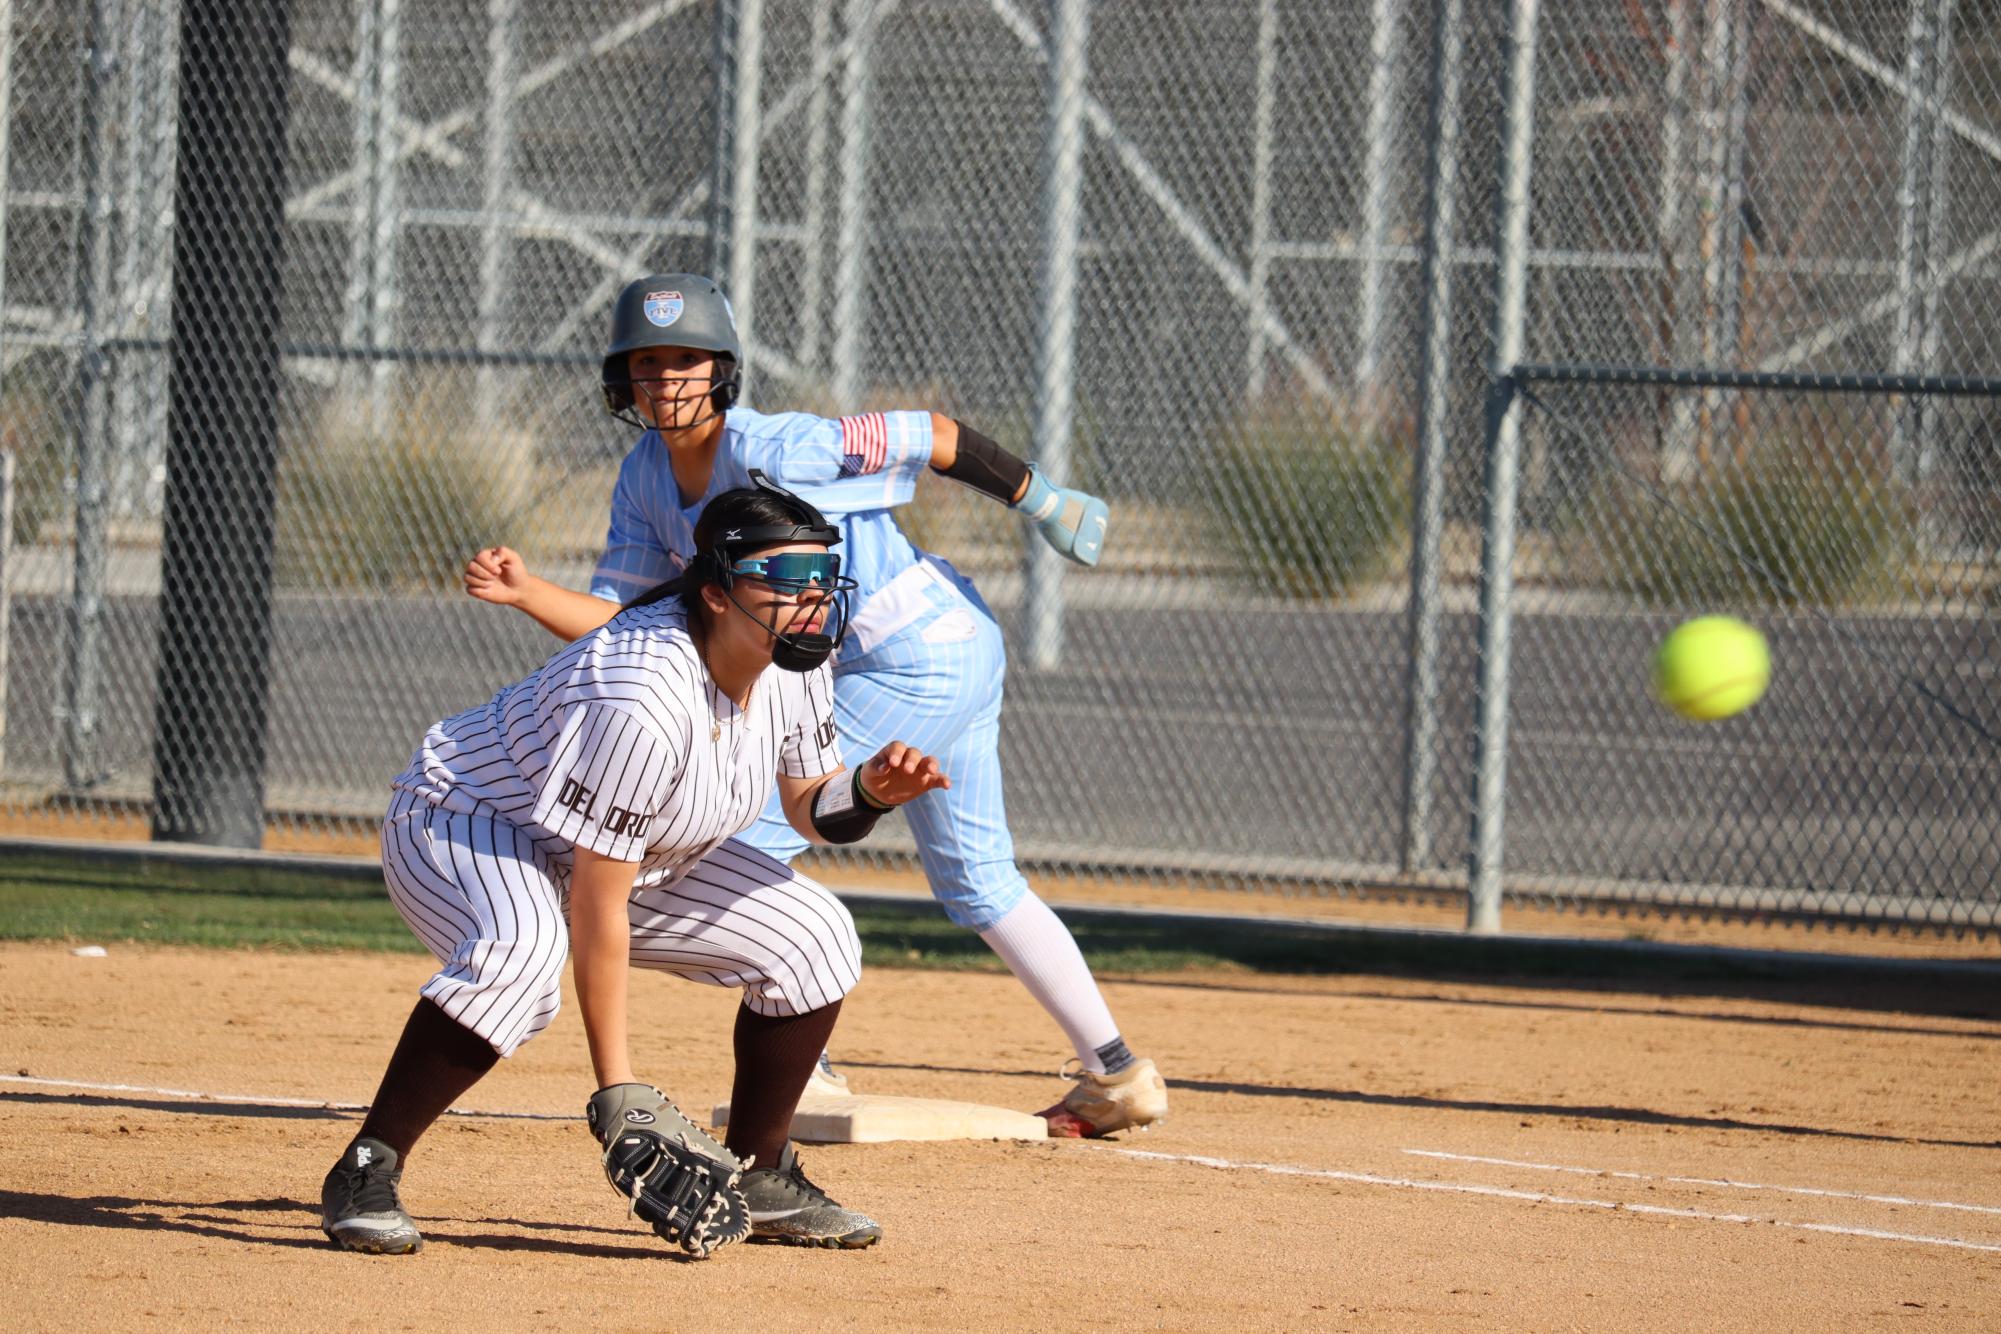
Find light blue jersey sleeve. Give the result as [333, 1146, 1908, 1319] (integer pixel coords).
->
[730, 408, 934, 517]
[590, 438, 687, 602]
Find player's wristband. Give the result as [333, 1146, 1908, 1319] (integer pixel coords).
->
[809, 770, 891, 844]
[936, 422, 1032, 505]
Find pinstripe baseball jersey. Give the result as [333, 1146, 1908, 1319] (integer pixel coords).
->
[590, 406, 934, 616]
[583, 404, 1036, 931]
[391, 597, 841, 885]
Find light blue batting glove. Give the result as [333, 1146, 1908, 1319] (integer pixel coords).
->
[1015, 466, 1109, 567]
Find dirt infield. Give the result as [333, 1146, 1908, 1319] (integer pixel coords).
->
[3, 942, 1997, 1330]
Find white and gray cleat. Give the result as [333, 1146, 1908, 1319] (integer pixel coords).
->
[740, 1144, 882, 1249]
[321, 1136, 423, 1255]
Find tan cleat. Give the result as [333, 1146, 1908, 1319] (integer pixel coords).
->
[1038, 1057, 1169, 1138]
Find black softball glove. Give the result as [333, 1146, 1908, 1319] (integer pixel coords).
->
[586, 1083, 751, 1258]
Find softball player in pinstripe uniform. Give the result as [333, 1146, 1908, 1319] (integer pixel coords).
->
[322, 482, 946, 1256]
[467, 275, 1168, 1138]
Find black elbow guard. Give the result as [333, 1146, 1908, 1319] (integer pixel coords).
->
[936, 422, 1032, 505]
[809, 770, 893, 845]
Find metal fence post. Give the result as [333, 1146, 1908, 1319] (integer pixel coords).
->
[728, 0, 765, 389]
[345, 0, 401, 425]
[0, 9, 10, 787]
[152, 0, 293, 847]
[1892, 0, 1957, 487]
[476, 0, 518, 434]
[63, 0, 118, 793]
[1917, 3, 1957, 500]
[0, 0, 12, 363]
[1246, 0, 1275, 396]
[1656, 0, 1696, 480]
[1466, 0, 1542, 935]
[829, 0, 874, 405]
[0, 448, 11, 780]
[798, 0, 836, 372]
[113, 0, 149, 510]
[1400, 0, 1465, 876]
[709, 0, 739, 284]
[1355, 0, 1403, 413]
[1028, 0, 1088, 672]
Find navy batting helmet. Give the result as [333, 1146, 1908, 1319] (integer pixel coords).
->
[602, 273, 742, 423]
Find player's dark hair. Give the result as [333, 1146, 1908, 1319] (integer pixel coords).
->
[625, 480, 837, 619]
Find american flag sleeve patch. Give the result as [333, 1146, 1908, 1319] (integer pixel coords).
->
[837, 413, 889, 477]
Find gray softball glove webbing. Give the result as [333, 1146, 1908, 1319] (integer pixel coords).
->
[585, 1083, 751, 1258]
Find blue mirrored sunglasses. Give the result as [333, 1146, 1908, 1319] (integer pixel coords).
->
[727, 551, 842, 591]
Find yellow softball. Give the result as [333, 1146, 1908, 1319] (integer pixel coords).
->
[1652, 616, 1771, 721]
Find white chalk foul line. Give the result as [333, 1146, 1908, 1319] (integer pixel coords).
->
[14, 1073, 1998, 1256]
[1106, 1148, 2001, 1256]
[1402, 1148, 2001, 1218]
[0, 1073, 565, 1120]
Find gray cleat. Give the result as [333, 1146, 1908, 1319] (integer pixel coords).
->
[321, 1136, 424, 1255]
[740, 1144, 882, 1249]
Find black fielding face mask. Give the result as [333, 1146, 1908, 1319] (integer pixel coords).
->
[770, 629, 837, 673]
[719, 578, 849, 673]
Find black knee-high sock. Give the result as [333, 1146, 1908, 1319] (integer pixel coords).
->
[723, 1000, 844, 1172]
[354, 999, 501, 1160]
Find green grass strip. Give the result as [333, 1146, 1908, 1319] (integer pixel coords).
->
[7, 850, 1982, 994]
[0, 851, 1349, 973]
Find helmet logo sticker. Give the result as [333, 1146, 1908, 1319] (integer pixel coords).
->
[644, 290, 684, 327]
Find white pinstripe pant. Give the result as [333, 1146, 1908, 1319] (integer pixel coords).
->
[381, 788, 862, 1056]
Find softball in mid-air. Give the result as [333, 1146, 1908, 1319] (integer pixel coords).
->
[1651, 615, 1770, 721]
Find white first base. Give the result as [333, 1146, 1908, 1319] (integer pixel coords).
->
[712, 1093, 1049, 1144]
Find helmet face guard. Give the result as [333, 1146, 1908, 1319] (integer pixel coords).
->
[602, 273, 742, 430]
[700, 472, 855, 672]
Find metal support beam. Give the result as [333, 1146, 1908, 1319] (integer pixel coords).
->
[1467, 0, 1542, 935]
[0, 450, 12, 778]
[0, 0, 13, 386]
[1891, 0, 1956, 485]
[1696, 0, 1748, 463]
[987, 0, 1337, 401]
[62, 0, 118, 792]
[708, 0, 739, 281]
[153, 0, 293, 847]
[345, 0, 402, 422]
[1246, 0, 1275, 395]
[797, 0, 836, 370]
[476, 0, 518, 433]
[1400, 0, 1466, 876]
[729, 0, 765, 394]
[830, 0, 876, 406]
[1026, 0, 1087, 672]
[1355, 0, 1403, 412]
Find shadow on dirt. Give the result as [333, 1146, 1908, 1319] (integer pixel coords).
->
[0, 1191, 331, 1249]
[1098, 978, 2001, 1041]
[0, 1188, 693, 1260]
[838, 1060, 2001, 1151]
[852, 899, 2001, 1022]
[0, 1090, 568, 1123]
[0, 1090, 356, 1120]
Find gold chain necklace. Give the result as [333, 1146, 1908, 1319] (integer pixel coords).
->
[693, 623, 752, 743]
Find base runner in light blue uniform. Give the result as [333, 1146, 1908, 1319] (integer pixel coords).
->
[467, 275, 1168, 1137]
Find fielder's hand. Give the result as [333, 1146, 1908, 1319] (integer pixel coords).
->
[586, 1083, 751, 1259]
[1016, 467, 1109, 567]
[463, 545, 531, 606]
[856, 742, 950, 807]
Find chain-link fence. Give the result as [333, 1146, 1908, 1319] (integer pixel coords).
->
[0, 0, 1994, 933]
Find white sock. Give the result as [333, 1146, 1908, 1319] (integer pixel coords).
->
[979, 890, 1123, 1073]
